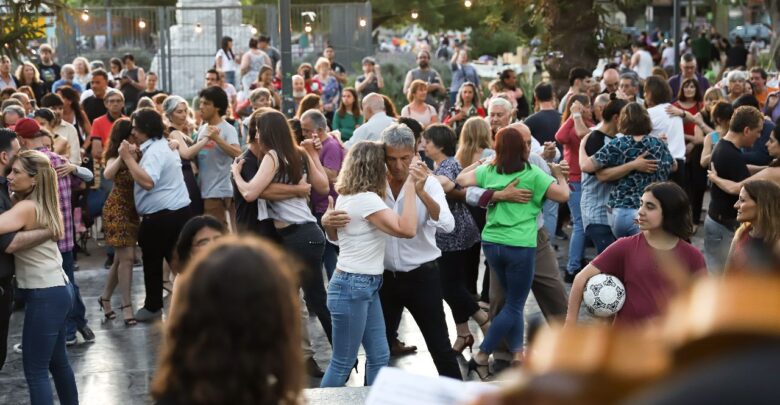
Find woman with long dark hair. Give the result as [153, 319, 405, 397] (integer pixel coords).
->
[457, 126, 570, 379]
[99, 118, 140, 325]
[726, 180, 780, 273]
[152, 236, 303, 405]
[231, 110, 333, 343]
[332, 87, 363, 142]
[566, 182, 706, 326]
[55, 86, 90, 144]
[215, 36, 237, 87]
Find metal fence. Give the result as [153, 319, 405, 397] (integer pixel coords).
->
[56, 3, 372, 98]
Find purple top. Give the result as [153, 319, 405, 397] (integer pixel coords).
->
[311, 135, 345, 214]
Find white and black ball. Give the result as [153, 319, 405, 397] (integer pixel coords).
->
[583, 274, 626, 317]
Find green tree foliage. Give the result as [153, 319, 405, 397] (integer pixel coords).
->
[1, 0, 69, 60]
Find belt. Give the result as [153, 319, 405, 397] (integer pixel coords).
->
[709, 212, 739, 232]
[142, 206, 188, 221]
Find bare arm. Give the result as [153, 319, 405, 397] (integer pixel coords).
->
[402, 71, 413, 95]
[173, 131, 209, 161]
[544, 165, 570, 203]
[700, 133, 714, 168]
[0, 200, 36, 236]
[572, 114, 590, 138]
[131, 68, 146, 91]
[259, 183, 311, 201]
[231, 151, 278, 202]
[301, 145, 330, 195]
[239, 53, 251, 76]
[565, 264, 602, 326]
[103, 157, 124, 181]
[708, 166, 778, 195]
[367, 180, 417, 238]
[355, 74, 371, 93]
[6, 228, 54, 253]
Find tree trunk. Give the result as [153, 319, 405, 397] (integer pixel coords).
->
[541, 0, 601, 96]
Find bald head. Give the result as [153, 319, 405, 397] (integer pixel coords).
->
[362, 93, 385, 119]
[602, 68, 620, 93]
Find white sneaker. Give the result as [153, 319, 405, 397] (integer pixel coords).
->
[12, 343, 22, 353]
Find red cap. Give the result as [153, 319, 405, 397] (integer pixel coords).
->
[14, 118, 41, 139]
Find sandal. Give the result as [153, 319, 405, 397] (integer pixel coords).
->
[98, 297, 116, 320]
[120, 305, 137, 326]
[162, 280, 173, 294]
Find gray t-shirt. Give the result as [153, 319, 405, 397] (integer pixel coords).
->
[197, 120, 239, 199]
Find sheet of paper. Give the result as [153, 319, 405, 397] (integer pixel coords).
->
[365, 367, 499, 405]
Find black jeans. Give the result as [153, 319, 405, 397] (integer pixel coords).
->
[380, 261, 463, 380]
[138, 206, 191, 312]
[277, 222, 332, 343]
[0, 274, 13, 370]
[438, 246, 480, 324]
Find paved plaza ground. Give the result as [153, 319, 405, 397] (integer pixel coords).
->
[0, 221, 707, 404]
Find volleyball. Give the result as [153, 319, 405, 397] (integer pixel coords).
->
[583, 274, 626, 317]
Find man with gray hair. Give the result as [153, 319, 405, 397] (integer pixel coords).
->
[322, 123, 462, 380]
[344, 93, 394, 149]
[618, 72, 643, 105]
[51, 64, 83, 93]
[301, 109, 345, 278]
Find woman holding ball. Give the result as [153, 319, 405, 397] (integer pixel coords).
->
[565, 182, 706, 326]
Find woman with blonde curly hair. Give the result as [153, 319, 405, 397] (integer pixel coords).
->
[71, 57, 91, 90]
[152, 236, 303, 405]
[320, 137, 420, 387]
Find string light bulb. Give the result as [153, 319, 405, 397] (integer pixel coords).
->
[81, 10, 90, 22]
[194, 23, 203, 34]
[138, 19, 146, 29]
[464, 0, 473, 8]
[359, 18, 367, 28]
[304, 22, 312, 33]
[251, 27, 258, 35]
[411, 10, 419, 20]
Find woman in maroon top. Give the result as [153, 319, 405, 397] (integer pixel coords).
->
[565, 182, 706, 326]
[726, 180, 780, 273]
[555, 94, 593, 278]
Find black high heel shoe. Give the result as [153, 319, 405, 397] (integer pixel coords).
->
[343, 359, 359, 385]
[467, 358, 492, 381]
[119, 305, 137, 326]
[98, 297, 116, 320]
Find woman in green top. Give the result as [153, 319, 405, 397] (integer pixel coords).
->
[332, 87, 363, 142]
[457, 126, 570, 380]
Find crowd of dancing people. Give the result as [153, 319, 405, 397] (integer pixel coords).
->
[1, 31, 780, 404]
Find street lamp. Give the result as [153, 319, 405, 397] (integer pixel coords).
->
[464, 0, 472, 8]
[359, 18, 367, 28]
[194, 22, 203, 34]
[81, 10, 90, 22]
[411, 10, 419, 20]
[138, 19, 146, 29]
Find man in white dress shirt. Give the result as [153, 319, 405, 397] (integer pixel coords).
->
[343, 93, 394, 149]
[323, 124, 462, 380]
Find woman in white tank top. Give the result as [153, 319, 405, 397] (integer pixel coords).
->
[402, 80, 440, 128]
[231, 109, 336, 345]
[0, 150, 78, 404]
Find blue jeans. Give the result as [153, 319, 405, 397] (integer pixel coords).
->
[315, 213, 338, 279]
[703, 215, 735, 274]
[61, 250, 87, 340]
[609, 207, 640, 238]
[585, 224, 616, 254]
[480, 242, 535, 353]
[224, 70, 237, 87]
[542, 198, 559, 238]
[321, 271, 388, 387]
[566, 182, 585, 274]
[18, 285, 79, 405]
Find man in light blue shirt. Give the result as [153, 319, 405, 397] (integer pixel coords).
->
[120, 108, 191, 322]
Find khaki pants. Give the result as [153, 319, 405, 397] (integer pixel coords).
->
[203, 197, 237, 233]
